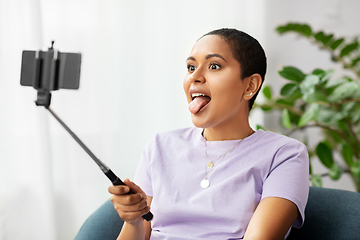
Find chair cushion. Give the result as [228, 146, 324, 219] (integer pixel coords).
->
[287, 186, 360, 240]
[74, 199, 124, 240]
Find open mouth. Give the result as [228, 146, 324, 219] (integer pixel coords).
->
[189, 92, 211, 114]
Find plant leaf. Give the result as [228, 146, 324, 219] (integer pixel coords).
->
[342, 102, 356, 113]
[276, 23, 312, 37]
[329, 82, 360, 102]
[340, 41, 359, 57]
[352, 57, 360, 67]
[298, 104, 320, 126]
[300, 74, 320, 96]
[256, 125, 265, 131]
[320, 69, 335, 83]
[316, 142, 334, 168]
[304, 88, 328, 103]
[275, 98, 293, 106]
[279, 67, 306, 82]
[280, 83, 298, 96]
[302, 25, 312, 36]
[327, 130, 343, 144]
[330, 38, 344, 50]
[341, 143, 354, 166]
[314, 31, 325, 42]
[351, 161, 360, 178]
[310, 174, 322, 187]
[262, 86, 272, 100]
[312, 69, 325, 77]
[331, 112, 348, 124]
[317, 108, 335, 124]
[338, 119, 347, 131]
[323, 34, 334, 45]
[314, 32, 333, 45]
[276, 26, 288, 34]
[288, 110, 301, 125]
[326, 77, 349, 88]
[281, 109, 292, 129]
[301, 24, 312, 37]
[329, 133, 343, 148]
[329, 164, 343, 180]
[260, 106, 272, 111]
[350, 108, 360, 123]
[288, 88, 303, 102]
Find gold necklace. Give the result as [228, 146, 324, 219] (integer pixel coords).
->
[204, 138, 242, 168]
[200, 136, 243, 189]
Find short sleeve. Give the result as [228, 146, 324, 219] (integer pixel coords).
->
[133, 145, 153, 197]
[261, 141, 309, 228]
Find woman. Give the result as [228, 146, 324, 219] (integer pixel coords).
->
[109, 28, 309, 240]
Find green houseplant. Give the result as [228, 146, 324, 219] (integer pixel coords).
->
[257, 23, 360, 192]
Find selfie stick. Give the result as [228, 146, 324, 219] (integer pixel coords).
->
[21, 42, 153, 222]
[46, 106, 153, 222]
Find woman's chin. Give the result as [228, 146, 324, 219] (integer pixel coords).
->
[191, 115, 211, 129]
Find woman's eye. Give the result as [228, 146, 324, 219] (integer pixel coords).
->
[187, 65, 196, 72]
[209, 63, 220, 70]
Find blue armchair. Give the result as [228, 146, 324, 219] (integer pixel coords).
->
[287, 186, 360, 240]
[75, 187, 360, 240]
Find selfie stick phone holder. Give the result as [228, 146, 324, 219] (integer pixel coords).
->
[20, 42, 153, 222]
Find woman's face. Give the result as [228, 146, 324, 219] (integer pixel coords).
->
[183, 34, 250, 130]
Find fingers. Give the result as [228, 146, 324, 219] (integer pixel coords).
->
[108, 185, 130, 195]
[108, 178, 144, 196]
[110, 190, 143, 206]
[123, 178, 145, 195]
[113, 195, 148, 212]
[108, 179, 150, 224]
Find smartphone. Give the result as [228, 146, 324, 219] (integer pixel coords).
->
[20, 50, 81, 91]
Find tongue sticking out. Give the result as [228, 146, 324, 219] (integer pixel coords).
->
[188, 96, 211, 114]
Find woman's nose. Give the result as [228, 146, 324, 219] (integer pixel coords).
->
[190, 68, 206, 83]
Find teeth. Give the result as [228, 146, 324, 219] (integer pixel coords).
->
[192, 93, 206, 98]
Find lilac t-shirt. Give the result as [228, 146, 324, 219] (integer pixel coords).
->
[134, 127, 309, 239]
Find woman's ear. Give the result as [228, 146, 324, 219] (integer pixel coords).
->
[244, 74, 262, 100]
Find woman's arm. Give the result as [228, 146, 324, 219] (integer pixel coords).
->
[243, 197, 299, 240]
[108, 179, 152, 240]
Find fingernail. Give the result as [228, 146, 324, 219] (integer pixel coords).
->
[139, 193, 143, 199]
[124, 187, 130, 192]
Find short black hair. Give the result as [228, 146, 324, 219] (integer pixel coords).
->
[201, 28, 267, 110]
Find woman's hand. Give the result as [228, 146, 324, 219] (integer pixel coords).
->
[108, 178, 151, 226]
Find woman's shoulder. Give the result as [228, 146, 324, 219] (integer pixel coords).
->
[145, 126, 201, 147]
[154, 126, 200, 140]
[252, 129, 306, 149]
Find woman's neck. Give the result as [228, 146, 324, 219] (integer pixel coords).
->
[203, 123, 254, 141]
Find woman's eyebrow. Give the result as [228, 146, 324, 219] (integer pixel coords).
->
[186, 56, 196, 62]
[186, 54, 227, 62]
[206, 53, 227, 62]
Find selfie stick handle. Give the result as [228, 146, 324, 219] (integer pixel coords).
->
[46, 107, 153, 222]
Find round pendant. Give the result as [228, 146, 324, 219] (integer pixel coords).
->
[201, 179, 210, 188]
[207, 162, 214, 168]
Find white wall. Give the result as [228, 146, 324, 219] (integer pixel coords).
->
[0, 0, 358, 239]
[1, 1, 266, 239]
